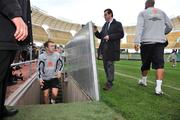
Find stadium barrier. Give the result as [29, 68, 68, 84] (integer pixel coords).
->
[65, 22, 99, 101]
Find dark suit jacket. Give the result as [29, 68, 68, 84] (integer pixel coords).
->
[95, 19, 124, 61]
[0, 0, 32, 50]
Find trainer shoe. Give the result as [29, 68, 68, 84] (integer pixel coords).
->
[138, 79, 147, 87]
[50, 99, 56, 104]
[155, 87, 163, 95]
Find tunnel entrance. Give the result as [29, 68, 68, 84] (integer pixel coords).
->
[5, 22, 99, 106]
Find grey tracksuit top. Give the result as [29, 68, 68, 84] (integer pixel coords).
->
[134, 7, 173, 45]
[37, 52, 64, 81]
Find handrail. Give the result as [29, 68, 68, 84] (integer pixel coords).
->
[11, 59, 37, 67]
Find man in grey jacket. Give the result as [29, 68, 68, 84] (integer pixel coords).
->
[134, 0, 173, 95]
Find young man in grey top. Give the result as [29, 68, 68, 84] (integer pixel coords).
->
[134, 0, 173, 95]
[38, 40, 64, 104]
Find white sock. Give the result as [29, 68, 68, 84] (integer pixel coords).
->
[142, 76, 147, 80]
[142, 76, 147, 83]
[156, 80, 162, 90]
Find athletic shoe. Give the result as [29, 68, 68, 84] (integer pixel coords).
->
[50, 99, 56, 104]
[138, 79, 147, 87]
[155, 87, 163, 95]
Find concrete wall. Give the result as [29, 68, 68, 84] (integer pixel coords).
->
[15, 80, 41, 105]
[63, 75, 91, 103]
[5, 74, 42, 106]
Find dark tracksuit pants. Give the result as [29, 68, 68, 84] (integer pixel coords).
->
[0, 51, 16, 115]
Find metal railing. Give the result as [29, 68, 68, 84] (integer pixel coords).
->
[11, 59, 37, 78]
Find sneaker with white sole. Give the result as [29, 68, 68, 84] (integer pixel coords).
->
[155, 87, 163, 95]
[50, 99, 56, 104]
[138, 79, 147, 87]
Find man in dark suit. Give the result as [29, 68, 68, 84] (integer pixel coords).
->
[0, 0, 32, 118]
[94, 8, 124, 90]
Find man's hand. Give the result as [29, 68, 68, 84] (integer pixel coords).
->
[11, 17, 28, 41]
[134, 44, 140, 51]
[39, 79, 44, 86]
[55, 72, 62, 79]
[93, 26, 98, 33]
[104, 35, 109, 42]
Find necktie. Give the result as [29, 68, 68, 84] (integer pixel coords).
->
[105, 22, 109, 35]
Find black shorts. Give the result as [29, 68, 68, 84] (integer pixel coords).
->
[41, 78, 60, 91]
[140, 43, 165, 71]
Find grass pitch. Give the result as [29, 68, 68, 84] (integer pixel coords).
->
[97, 60, 180, 120]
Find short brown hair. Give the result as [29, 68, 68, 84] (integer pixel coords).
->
[44, 40, 54, 48]
[104, 8, 113, 17]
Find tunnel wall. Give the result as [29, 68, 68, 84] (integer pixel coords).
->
[5, 73, 42, 106]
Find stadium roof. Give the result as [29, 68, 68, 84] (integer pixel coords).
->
[32, 6, 82, 33]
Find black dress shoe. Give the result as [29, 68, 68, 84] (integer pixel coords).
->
[103, 82, 113, 91]
[2, 108, 18, 118]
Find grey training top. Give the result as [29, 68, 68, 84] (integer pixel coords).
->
[134, 7, 173, 45]
[37, 52, 64, 81]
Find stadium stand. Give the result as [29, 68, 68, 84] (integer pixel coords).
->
[30, 6, 180, 50]
[48, 29, 72, 44]
[32, 24, 48, 41]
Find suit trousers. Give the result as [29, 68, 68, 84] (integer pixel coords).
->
[103, 58, 114, 86]
[0, 50, 16, 114]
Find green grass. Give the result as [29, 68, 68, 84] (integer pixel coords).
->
[5, 102, 124, 120]
[97, 60, 180, 120]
